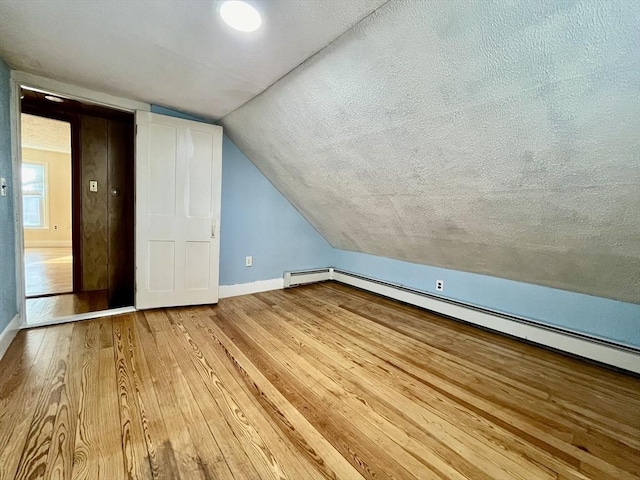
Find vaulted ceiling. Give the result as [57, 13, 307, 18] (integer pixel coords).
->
[1, 0, 638, 303]
[221, 1, 640, 303]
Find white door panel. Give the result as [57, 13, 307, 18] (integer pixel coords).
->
[136, 111, 222, 310]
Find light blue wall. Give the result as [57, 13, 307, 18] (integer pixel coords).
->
[150, 105, 334, 285]
[220, 136, 333, 284]
[0, 57, 17, 334]
[334, 249, 640, 349]
[150, 105, 212, 123]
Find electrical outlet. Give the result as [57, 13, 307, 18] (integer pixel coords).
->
[436, 279, 444, 292]
[245, 256, 253, 267]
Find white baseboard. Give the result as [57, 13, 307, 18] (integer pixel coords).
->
[0, 314, 21, 361]
[219, 278, 284, 299]
[24, 240, 72, 248]
[331, 270, 640, 375]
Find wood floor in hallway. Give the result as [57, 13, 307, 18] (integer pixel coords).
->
[0, 282, 638, 480]
[24, 246, 73, 297]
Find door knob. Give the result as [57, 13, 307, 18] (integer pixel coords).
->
[111, 189, 120, 196]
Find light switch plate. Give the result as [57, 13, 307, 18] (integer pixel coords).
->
[0, 177, 6, 197]
[89, 180, 98, 192]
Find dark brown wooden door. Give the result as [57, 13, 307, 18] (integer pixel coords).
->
[107, 119, 134, 307]
[79, 116, 134, 307]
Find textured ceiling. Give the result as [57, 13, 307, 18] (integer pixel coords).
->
[21, 113, 70, 153]
[223, 0, 640, 304]
[0, 0, 387, 118]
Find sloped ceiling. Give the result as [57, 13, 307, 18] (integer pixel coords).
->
[0, 0, 387, 118]
[222, 0, 640, 304]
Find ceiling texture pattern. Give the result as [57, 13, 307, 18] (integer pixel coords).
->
[0, 0, 638, 303]
[0, 0, 387, 118]
[222, 0, 640, 303]
[21, 114, 71, 153]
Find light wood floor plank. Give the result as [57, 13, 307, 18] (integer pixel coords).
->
[24, 247, 72, 298]
[169, 309, 292, 480]
[44, 321, 88, 480]
[212, 306, 443, 480]
[147, 309, 261, 479]
[252, 292, 591, 480]
[142, 309, 240, 480]
[0, 328, 49, 480]
[180, 308, 325, 480]
[288, 286, 638, 479]
[228, 296, 553, 480]
[71, 319, 101, 480]
[96, 318, 125, 480]
[132, 311, 217, 480]
[191, 309, 367, 480]
[283, 290, 640, 465]
[15, 323, 73, 480]
[1, 282, 638, 479]
[112, 316, 153, 480]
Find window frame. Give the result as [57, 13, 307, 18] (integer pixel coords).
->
[21, 160, 49, 230]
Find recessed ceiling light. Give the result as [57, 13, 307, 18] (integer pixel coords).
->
[220, 1, 262, 32]
[44, 95, 64, 103]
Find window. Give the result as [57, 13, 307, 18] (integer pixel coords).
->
[22, 163, 47, 228]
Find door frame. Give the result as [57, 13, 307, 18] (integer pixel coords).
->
[10, 71, 149, 327]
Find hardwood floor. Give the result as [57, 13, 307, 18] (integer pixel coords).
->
[26, 290, 109, 325]
[1, 282, 638, 479]
[24, 247, 73, 297]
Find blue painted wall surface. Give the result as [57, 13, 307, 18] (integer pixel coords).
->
[0, 57, 17, 334]
[151, 105, 333, 285]
[220, 136, 333, 285]
[150, 105, 211, 123]
[334, 249, 640, 349]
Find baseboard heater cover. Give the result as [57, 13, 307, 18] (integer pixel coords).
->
[283, 267, 640, 374]
[284, 268, 333, 287]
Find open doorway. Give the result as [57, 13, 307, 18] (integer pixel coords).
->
[20, 87, 135, 325]
[21, 114, 73, 300]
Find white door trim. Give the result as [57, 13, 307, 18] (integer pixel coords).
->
[12, 71, 150, 113]
[0, 314, 21, 362]
[9, 71, 150, 327]
[9, 73, 26, 327]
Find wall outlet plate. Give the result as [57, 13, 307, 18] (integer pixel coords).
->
[436, 280, 444, 292]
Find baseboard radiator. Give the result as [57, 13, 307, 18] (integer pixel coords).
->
[283, 267, 640, 375]
[284, 268, 333, 287]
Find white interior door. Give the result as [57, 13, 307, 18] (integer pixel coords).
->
[135, 111, 222, 310]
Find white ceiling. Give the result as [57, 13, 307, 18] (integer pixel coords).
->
[21, 113, 71, 153]
[0, 0, 387, 119]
